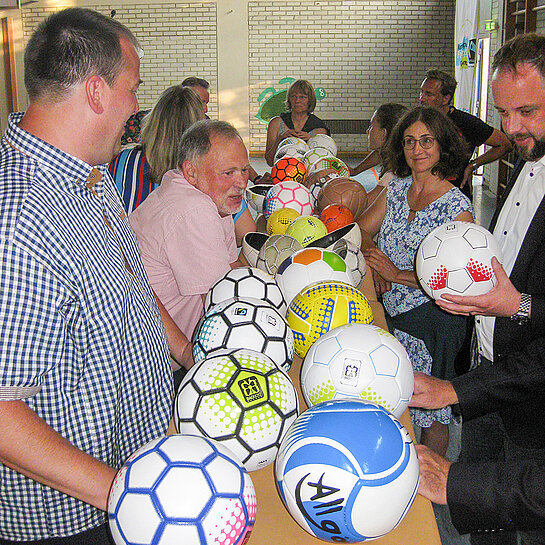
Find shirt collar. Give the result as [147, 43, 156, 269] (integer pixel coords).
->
[4, 112, 108, 193]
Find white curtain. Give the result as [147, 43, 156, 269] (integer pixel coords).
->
[454, 0, 480, 112]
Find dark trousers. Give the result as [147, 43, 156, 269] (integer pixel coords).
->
[461, 358, 545, 545]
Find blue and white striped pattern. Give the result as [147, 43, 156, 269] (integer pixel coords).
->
[0, 113, 173, 540]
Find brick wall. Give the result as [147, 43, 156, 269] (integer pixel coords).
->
[248, 0, 455, 154]
[19, 0, 455, 155]
[20, 2, 218, 117]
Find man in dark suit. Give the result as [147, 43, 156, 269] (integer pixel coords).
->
[410, 33, 545, 545]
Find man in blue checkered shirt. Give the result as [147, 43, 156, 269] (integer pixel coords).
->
[0, 8, 180, 544]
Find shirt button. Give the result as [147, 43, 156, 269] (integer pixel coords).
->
[530, 172, 534, 177]
[516, 202, 520, 206]
[504, 231, 508, 235]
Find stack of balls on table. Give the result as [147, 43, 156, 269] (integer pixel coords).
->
[107, 128, 504, 545]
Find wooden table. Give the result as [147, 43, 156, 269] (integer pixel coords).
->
[247, 272, 441, 545]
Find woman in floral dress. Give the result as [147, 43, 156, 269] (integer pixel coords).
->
[357, 106, 474, 455]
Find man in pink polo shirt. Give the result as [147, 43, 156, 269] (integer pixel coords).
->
[130, 119, 250, 339]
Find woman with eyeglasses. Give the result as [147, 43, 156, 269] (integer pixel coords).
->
[264, 80, 330, 166]
[357, 106, 474, 456]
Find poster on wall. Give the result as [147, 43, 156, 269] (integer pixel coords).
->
[455, 0, 479, 112]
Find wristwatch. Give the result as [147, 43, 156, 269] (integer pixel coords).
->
[510, 293, 531, 325]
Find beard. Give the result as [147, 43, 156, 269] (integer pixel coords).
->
[511, 133, 545, 161]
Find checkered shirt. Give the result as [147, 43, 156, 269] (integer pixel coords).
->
[0, 113, 173, 540]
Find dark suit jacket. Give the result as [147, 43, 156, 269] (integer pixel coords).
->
[446, 159, 545, 533]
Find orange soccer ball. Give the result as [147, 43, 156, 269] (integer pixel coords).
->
[320, 204, 355, 233]
[271, 157, 307, 185]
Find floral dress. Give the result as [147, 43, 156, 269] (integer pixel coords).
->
[378, 176, 473, 428]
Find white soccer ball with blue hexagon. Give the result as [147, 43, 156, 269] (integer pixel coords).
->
[275, 399, 419, 542]
[301, 323, 413, 418]
[275, 247, 355, 306]
[108, 434, 256, 545]
[193, 296, 294, 372]
[175, 348, 298, 472]
[205, 267, 286, 316]
[416, 221, 503, 299]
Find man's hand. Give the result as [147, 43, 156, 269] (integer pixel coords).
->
[416, 444, 451, 505]
[436, 257, 521, 318]
[410, 372, 458, 409]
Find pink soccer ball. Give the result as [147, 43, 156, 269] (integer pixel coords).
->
[264, 181, 313, 220]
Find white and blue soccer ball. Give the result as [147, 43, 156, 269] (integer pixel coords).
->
[108, 434, 256, 545]
[193, 296, 294, 372]
[275, 399, 419, 542]
[301, 323, 413, 418]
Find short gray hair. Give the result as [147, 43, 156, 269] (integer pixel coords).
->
[177, 119, 242, 167]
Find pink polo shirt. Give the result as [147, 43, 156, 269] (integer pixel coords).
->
[130, 169, 237, 338]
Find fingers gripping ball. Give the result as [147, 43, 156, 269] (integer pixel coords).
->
[320, 204, 354, 233]
[108, 434, 256, 545]
[271, 157, 307, 185]
[286, 281, 374, 358]
[416, 221, 503, 299]
[275, 399, 419, 542]
[285, 216, 328, 247]
[266, 208, 301, 236]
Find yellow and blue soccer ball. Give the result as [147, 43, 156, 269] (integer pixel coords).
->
[285, 216, 328, 247]
[286, 281, 373, 357]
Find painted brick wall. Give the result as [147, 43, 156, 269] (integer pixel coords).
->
[248, 0, 455, 154]
[20, 2, 218, 117]
[19, 0, 455, 155]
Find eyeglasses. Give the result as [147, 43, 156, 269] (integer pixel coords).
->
[402, 136, 436, 150]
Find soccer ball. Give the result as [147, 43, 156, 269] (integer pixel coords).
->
[277, 136, 308, 150]
[308, 157, 350, 178]
[286, 281, 374, 357]
[205, 267, 286, 316]
[193, 297, 294, 372]
[416, 221, 503, 299]
[320, 204, 354, 233]
[331, 238, 367, 288]
[301, 323, 414, 418]
[274, 144, 308, 164]
[175, 349, 299, 472]
[275, 399, 419, 542]
[266, 208, 300, 236]
[264, 181, 313, 220]
[275, 248, 355, 306]
[302, 147, 335, 171]
[256, 234, 303, 275]
[307, 134, 337, 156]
[241, 232, 268, 268]
[108, 434, 256, 545]
[285, 216, 328, 247]
[316, 178, 368, 219]
[271, 157, 307, 185]
[245, 184, 272, 214]
[311, 222, 362, 253]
